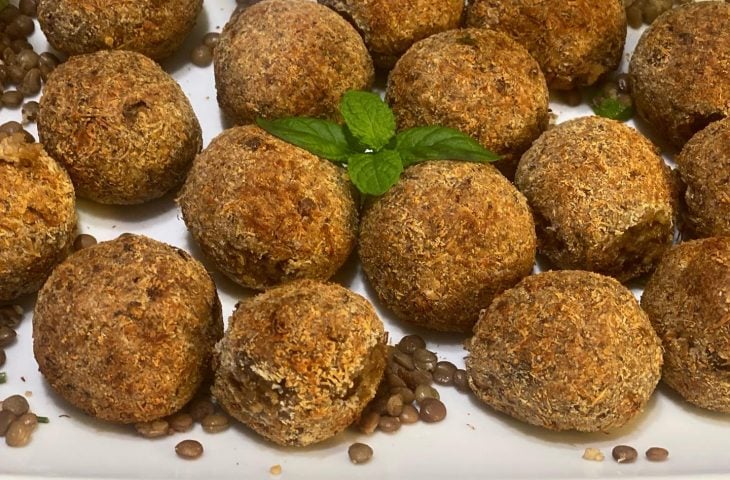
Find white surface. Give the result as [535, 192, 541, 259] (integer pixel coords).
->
[1, 3, 729, 479]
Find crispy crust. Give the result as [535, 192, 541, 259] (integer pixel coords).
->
[466, 0, 626, 90]
[676, 117, 730, 238]
[515, 116, 675, 282]
[0, 135, 76, 303]
[37, 0, 202, 61]
[641, 237, 730, 412]
[385, 28, 549, 178]
[38, 50, 202, 205]
[32, 234, 224, 423]
[214, 0, 374, 124]
[359, 161, 536, 333]
[629, 2, 730, 147]
[212, 280, 387, 446]
[467, 270, 663, 432]
[318, 0, 464, 70]
[178, 125, 359, 290]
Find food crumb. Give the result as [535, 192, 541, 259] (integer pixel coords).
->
[269, 464, 282, 475]
[466, 423, 475, 430]
[582, 447, 605, 462]
[24, 391, 32, 397]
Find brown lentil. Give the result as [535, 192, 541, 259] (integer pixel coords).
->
[378, 415, 401, 433]
[134, 419, 171, 438]
[418, 398, 447, 423]
[397, 367, 432, 390]
[5, 418, 33, 447]
[18, 0, 38, 17]
[2, 90, 23, 108]
[0, 120, 22, 135]
[167, 412, 194, 433]
[72, 234, 98, 251]
[612, 445, 638, 463]
[2, 394, 29, 416]
[38, 51, 59, 80]
[397, 335, 426, 354]
[0, 410, 16, 436]
[201, 412, 229, 433]
[21, 100, 39, 123]
[393, 350, 415, 370]
[646, 447, 669, 462]
[0, 349, 5, 367]
[386, 372, 406, 388]
[357, 411, 380, 434]
[0, 306, 22, 328]
[202, 32, 220, 50]
[7, 64, 24, 83]
[16, 412, 37, 428]
[390, 387, 415, 405]
[19, 68, 41, 96]
[16, 49, 38, 69]
[399, 404, 419, 424]
[0, 5, 20, 22]
[190, 44, 213, 67]
[187, 398, 215, 422]
[414, 384, 440, 405]
[432, 361, 457, 385]
[0, 325, 17, 348]
[453, 369, 469, 392]
[175, 439, 204, 459]
[385, 394, 404, 417]
[348, 442, 373, 464]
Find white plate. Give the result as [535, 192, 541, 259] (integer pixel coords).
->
[2, 4, 729, 479]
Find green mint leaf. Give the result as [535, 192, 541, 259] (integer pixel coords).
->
[256, 117, 357, 162]
[591, 97, 633, 122]
[347, 150, 403, 196]
[37, 416, 50, 423]
[394, 126, 500, 166]
[340, 90, 396, 150]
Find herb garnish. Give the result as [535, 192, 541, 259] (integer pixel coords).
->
[0, 372, 6, 384]
[591, 94, 633, 122]
[257, 90, 499, 196]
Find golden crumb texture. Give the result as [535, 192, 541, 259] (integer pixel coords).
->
[642, 237, 730, 412]
[359, 161, 536, 333]
[33, 234, 224, 423]
[0, 134, 76, 303]
[212, 279, 387, 446]
[467, 270, 663, 432]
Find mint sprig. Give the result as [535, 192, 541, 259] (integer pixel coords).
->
[591, 96, 634, 122]
[257, 91, 499, 196]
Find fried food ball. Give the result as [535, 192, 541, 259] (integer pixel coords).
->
[466, 0, 627, 90]
[386, 28, 549, 178]
[0, 135, 76, 303]
[676, 117, 730, 238]
[37, 0, 202, 61]
[359, 161, 536, 333]
[215, 0, 374, 124]
[630, 2, 730, 147]
[178, 125, 358, 290]
[33, 234, 223, 424]
[515, 116, 675, 282]
[318, 0, 464, 70]
[212, 280, 387, 446]
[38, 50, 202, 205]
[641, 237, 730, 413]
[467, 270, 663, 432]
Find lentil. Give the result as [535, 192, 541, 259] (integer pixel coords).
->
[0, 326, 17, 348]
[378, 415, 401, 433]
[646, 447, 669, 462]
[190, 45, 213, 67]
[0, 349, 5, 368]
[5, 418, 33, 447]
[393, 350, 415, 370]
[175, 439, 204, 459]
[2, 90, 23, 108]
[18, 0, 38, 17]
[168, 412, 194, 433]
[19, 68, 41, 96]
[21, 100, 39, 123]
[397, 334, 426, 354]
[0, 305, 22, 328]
[385, 394, 404, 417]
[357, 411, 380, 434]
[348, 442, 374, 464]
[399, 404, 419, 424]
[202, 32, 221, 50]
[390, 387, 415, 405]
[201, 412, 229, 433]
[187, 398, 215, 422]
[73, 234, 98, 251]
[2, 395, 29, 416]
[414, 384, 439, 404]
[134, 419, 170, 438]
[418, 398, 446, 423]
[0, 410, 16, 436]
[612, 445, 638, 463]
[432, 361, 457, 385]
[453, 369, 470, 392]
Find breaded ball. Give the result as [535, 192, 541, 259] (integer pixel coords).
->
[676, 117, 730, 238]
[630, 2, 730, 147]
[38, 50, 202, 205]
[466, 0, 627, 90]
[0, 135, 76, 303]
[33, 234, 223, 424]
[642, 237, 730, 413]
[37, 0, 202, 61]
[178, 125, 358, 290]
[359, 161, 536, 333]
[318, 0, 464, 70]
[215, 0, 374, 124]
[212, 280, 387, 446]
[467, 270, 663, 432]
[386, 28, 549, 178]
[515, 116, 675, 282]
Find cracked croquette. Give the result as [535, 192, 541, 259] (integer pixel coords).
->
[466, 0, 627, 90]
[178, 125, 359, 290]
[629, 1, 730, 147]
[467, 270, 662, 432]
[385, 28, 549, 179]
[641, 237, 730, 413]
[0, 134, 76, 303]
[38, 50, 202, 205]
[317, 0, 464, 70]
[33, 234, 223, 424]
[358, 161, 536, 333]
[515, 116, 675, 282]
[214, 0, 374, 124]
[212, 280, 387, 447]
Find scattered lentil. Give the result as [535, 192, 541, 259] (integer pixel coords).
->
[175, 439, 204, 459]
[646, 447, 669, 462]
[418, 398, 447, 423]
[21, 100, 39, 123]
[190, 44, 213, 67]
[348, 442, 374, 464]
[612, 445, 638, 463]
[72, 234, 97, 252]
[1, 90, 23, 108]
[390, 387, 415, 405]
[0, 410, 16, 436]
[167, 412, 194, 433]
[18, 0, 38, 17]
[432, 361, 457, 385]
[2, 395, 29, 416]
[414, 384, 439, 405]
[187, 398, 215, 422]
[357, 411, 380, 434]
[202, 32, 220, 50]
[397, 335, 426, 354]
[0, 326, 17, 348]
[399, 404, 419, 424]
[134, 419, 170, 438]
[393, 350, 415, 370]
[378, 415, 401, 433]
[5, 417, 33, 447]
[201, 412, 229, 433]
[385, 394, 404, 417]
